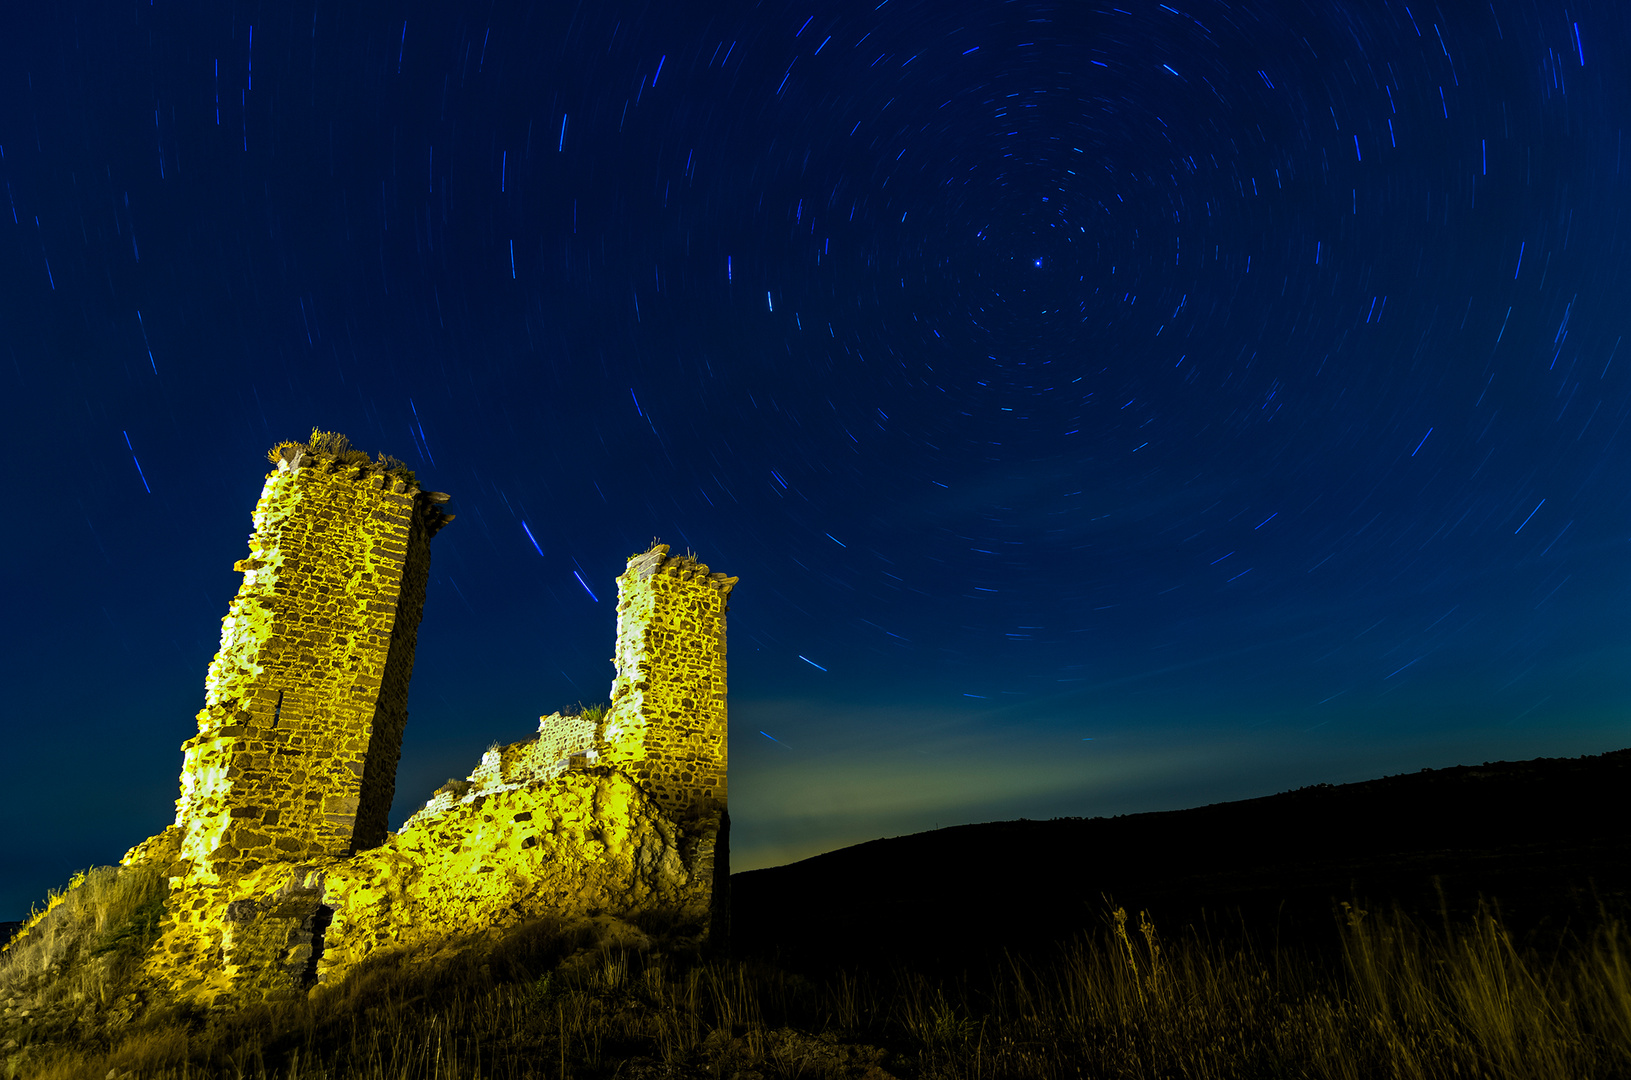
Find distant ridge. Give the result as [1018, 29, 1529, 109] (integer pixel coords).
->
[732, 748, 1631, 974]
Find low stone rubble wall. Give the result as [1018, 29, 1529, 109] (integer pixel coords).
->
[126, 765, 721, 1005]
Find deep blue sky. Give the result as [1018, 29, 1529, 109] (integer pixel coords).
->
[4, 0, 1629, 919]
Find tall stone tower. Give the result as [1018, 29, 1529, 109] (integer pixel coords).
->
[601, 544, 736, 820]
[172, 432, 453, 883]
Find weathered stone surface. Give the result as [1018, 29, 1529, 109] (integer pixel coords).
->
[313, 768, 716, 982]
[171, 435, 450, 889]
[121, 436, 731, 1008]
[602, 545, 734, 819]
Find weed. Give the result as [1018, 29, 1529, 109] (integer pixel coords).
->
[563, 701, 611, 725]
[265, 430, 417, 486]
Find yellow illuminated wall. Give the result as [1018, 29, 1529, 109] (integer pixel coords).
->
[121, 438, 731, 1007]
[602, 545, 735, 819]
[173, 437, 453, 884]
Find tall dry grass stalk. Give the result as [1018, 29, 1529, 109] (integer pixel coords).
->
[2, 863, 166, 1010]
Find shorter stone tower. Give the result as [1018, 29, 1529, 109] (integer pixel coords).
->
[172, 433, 453, 884]
[601, 544, 736, 820]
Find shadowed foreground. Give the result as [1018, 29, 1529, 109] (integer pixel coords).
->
[5, 859, 1631, 1079]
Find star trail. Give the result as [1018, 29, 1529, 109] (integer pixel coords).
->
[2, 0, 1629, 916]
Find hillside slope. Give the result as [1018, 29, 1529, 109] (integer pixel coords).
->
[731, 749, 1631, 973]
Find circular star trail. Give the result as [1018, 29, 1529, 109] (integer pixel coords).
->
[2, 0, 1629, 908]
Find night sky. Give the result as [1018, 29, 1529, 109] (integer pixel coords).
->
[4, 0, 1629, 920]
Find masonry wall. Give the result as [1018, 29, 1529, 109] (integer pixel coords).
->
[118, 461, 741, 1007]
[172, 443, 453, 885]
[536, 710, 601, 767]
[128, 723, 724, 1004]
[601, 545, 735, 819]
[313, 766, 719, 982]
[136, 440, 453, 1002]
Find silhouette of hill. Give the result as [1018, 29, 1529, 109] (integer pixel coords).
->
[731, 749, 1631, 975]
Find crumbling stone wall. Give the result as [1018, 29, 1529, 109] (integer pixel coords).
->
[138, 433, 453, 1002]
[174, 436, 453, 883]
[313, 766, 717, 980]
[133, 763, 720, 1005]
[601, 545, 736, 819]
[536, 710, 602, 766]
[121, 450, 732, 1008]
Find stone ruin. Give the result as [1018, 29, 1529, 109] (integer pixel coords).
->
[118, 432, 734, 1006]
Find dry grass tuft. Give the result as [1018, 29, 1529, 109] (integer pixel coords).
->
[263, 430, 417, 486]
[1, 863, 165, 1005]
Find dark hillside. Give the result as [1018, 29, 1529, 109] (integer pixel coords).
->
[731, 749, 1631, 975]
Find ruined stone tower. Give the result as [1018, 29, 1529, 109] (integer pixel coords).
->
[602, 544, 735, 820]
[172, 432, 453, 883]
[113, 437, 731, 1006]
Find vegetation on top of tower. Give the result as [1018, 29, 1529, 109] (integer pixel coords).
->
[265, 428, 419, 487]
[630, 537, 669, 560]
